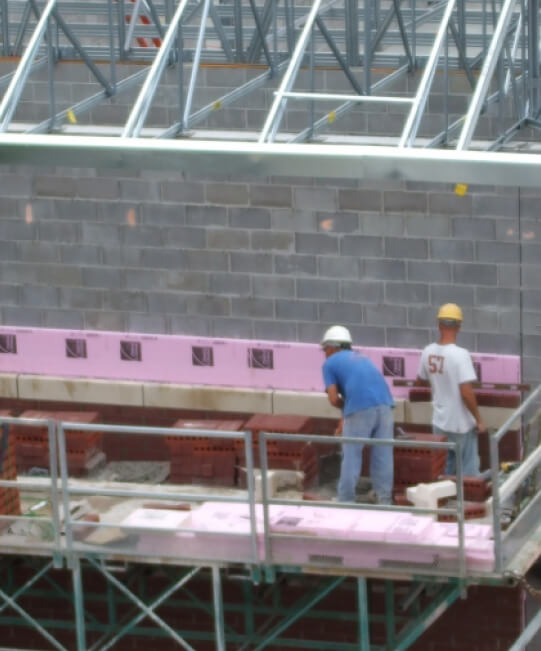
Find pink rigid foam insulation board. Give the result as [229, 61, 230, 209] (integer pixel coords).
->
[0, 326, 520, 396]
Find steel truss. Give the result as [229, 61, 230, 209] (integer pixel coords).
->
[0, 0, 539, 173]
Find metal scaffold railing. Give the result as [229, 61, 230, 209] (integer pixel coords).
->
[0, 385, 539, 650]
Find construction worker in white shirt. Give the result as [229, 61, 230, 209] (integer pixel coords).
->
[416, 303, 487, 476]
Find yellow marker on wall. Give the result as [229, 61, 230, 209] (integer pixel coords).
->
[454, 183, 468, 196]
[67, 110, 77, 124]
[328, 110, 336, 124]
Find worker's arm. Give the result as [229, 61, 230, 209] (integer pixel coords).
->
[326, 384, 344, 410]
[459, 382, 487, 434]
[415, 376, 430, 387]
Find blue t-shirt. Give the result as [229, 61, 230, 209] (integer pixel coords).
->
[322, 350, 394, 417]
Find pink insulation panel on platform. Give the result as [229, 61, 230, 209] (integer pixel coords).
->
[0, 326, 520, 396]
[120, 503, 495, 572]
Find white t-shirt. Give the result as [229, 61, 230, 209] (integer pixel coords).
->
[418, 342, 477, 434]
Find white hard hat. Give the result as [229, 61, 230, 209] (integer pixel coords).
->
[321, 325, 352, 347]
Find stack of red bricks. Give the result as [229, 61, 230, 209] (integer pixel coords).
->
[13, 410, 103, 476]
[0, 410, 21, 521]
[393, 432, 447, 497]
[237, 414, 318, 489]
[166, 419, 245, 487]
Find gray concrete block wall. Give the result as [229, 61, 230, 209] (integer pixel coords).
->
[0, 164, 539, 386]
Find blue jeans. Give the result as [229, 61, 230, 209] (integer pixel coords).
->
[434, 426, 480, 476]
[338, 405, 394, 504]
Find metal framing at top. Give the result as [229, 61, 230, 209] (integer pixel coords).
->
[0, 0, 540, 181]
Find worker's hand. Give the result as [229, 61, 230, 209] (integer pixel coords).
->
[476, 420, 488, 435]
[334, 419, 343, 437]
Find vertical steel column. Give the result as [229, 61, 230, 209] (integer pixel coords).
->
[385, 580, 396, 648]
[233, 0, 244, 61]
[364, 0, 372, 94]
[528, 0, 539, 115]
[46, 16, 56, 132]
[357, 578, 371, 651]
[346, 0, 360, 66]
[212, 567, 226, 651]
[107, 0, 117, 92]
[72, 556, 87, 651]
[0, 0, 9, 57]
[0, 0, 58, 131]
[124, 0, 145, 53]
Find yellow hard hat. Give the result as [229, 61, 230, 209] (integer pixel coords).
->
[437, 303, 463, 323]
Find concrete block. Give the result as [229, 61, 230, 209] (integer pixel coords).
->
[386, 282, 428, 304]
[297, 278, 339, 301]
[361, 214, 405, 236]
[341, 280, 383, 303]
[252, 276, 295, 298]
[384, 191, 427, 214]
[340, 235, 384, 258]
[407, 260, 451, 283]
[0, 284, 19, 305]
[83, 267, 122, 289]
[0, 219, 36, 241]
[276, 300, 318, 321]
[430, 238, 473, 261]
[522, 243, 541, 264]
[53, 199, 96, 222]
[97, 203, 141, 224]
[169, 315, 212, 336]
[385, 237, 428, 259]
[18, 375, 143, 406]
[206, 183, 249, 205]
[185, 295, 230, 317]
[294, 187, 336, 212]
[473, 194, 518, 218]
[83, 311, 126, 331]
[160, 226, 206, 249]
[206, 228, 249, 250]
[318, 256, 360, 279]
[59, 245, 101, 265]
[128, 313, 169, 333]
[475, 287, 520, 309]
[42, 310, 85, 329]
[143, 383, 273, 414]
[231, 252, 272, 273]
[20, 285, 59, 308]
[319, 301, 363, 323]
[0, 174, 32, 196]
[161, 180, 205, 204]
[147, 293, 187, 314]
[408, 306, 437, 328]
[364, 259, 406, 280]
[430, 284, 475, 306]
[185, 205, 227, 226]
[181, 250, 229, 272]
[453, 263, 497, 286]
[34, 176, 76, 198]
[254, 320, 297, 341]
[231, 297, 273, 318]
[82, 222, 121, 246]
[476, 241, 520, 264]
[230, 207, 270, 230]
[317, 212, 359, 233]
[295, 233, 338, 255]
[338, 189, 381, 212]
[387, 327, 430, 349]
[251, 185, 292, 208]
[251, 231, 294, 251]
[273, 390, 340, 419]
[428, 193, 472, 216]
[18, 241, 58, 263]
[211, 273, 251, 296]
[365, 305, 407, 326]
[122, 226, 162, 248]
[0, 374, 18, 399]
[452, 217, 495, 240]
[274, 254, 317, 276]
[271, 210, 316, 231]
[404, 400, 433, 425]
[76, 177, 119, 200]
[477, 333, 519, 355]
[59, 287, 103, 310]
[522, 264, 541, 289]
[38, 221, 80, 244]
[119, 180, 159, 202]
[143, 203, 185, 224]
[140, 248, 183, 270]
[212, 317, 254, 339]
[1, 306, 42, 327]
[406, 214, 450, 237]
